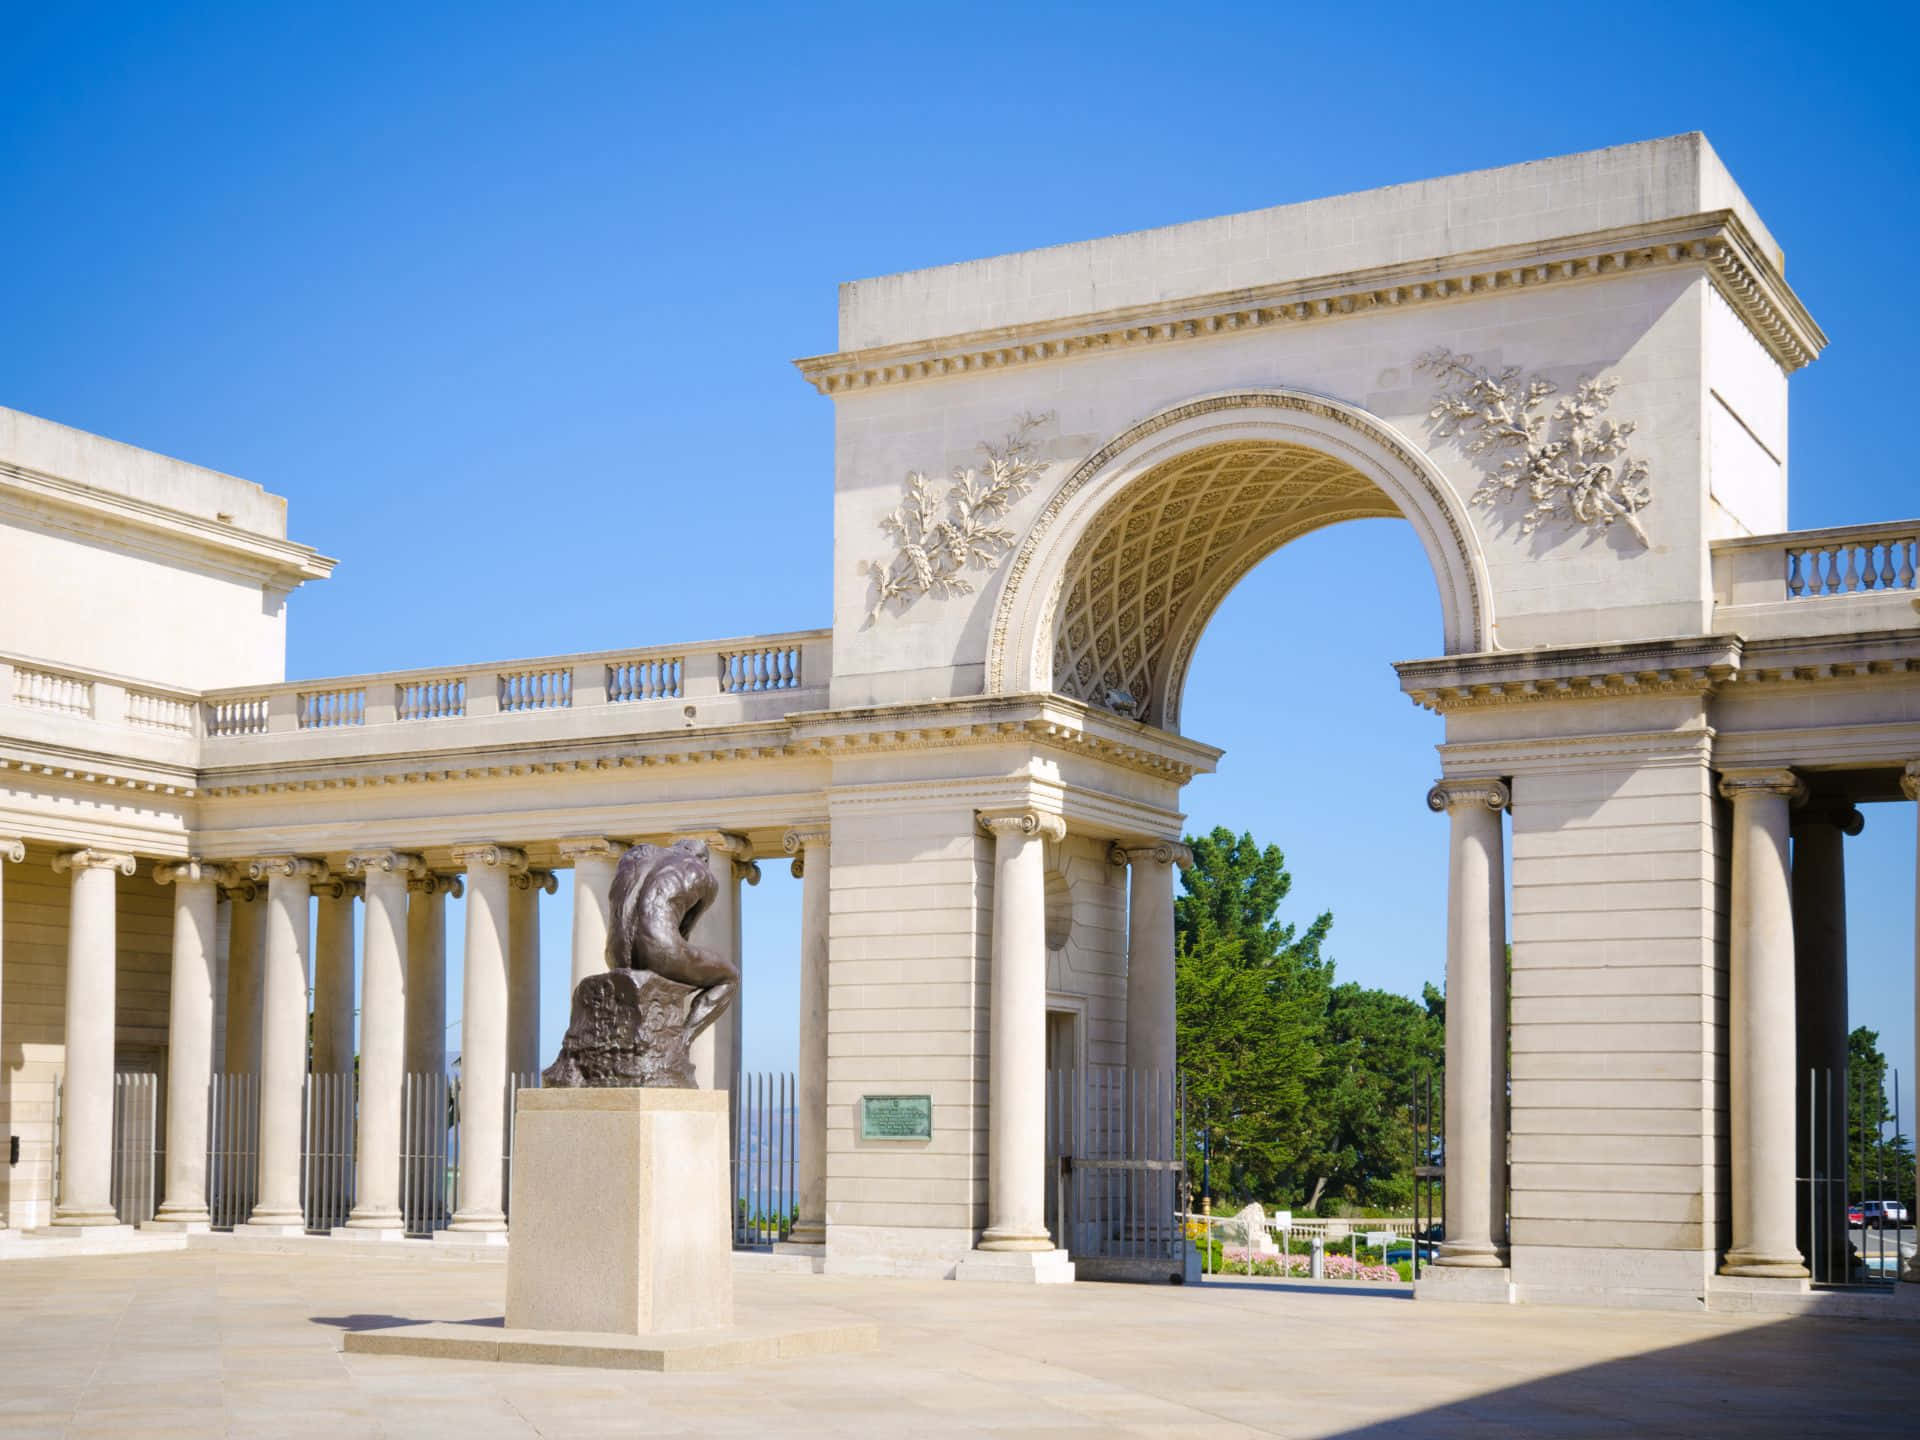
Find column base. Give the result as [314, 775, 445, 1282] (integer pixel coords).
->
[975, 1225, 1057, 1253]
[332, 1225, 412, 1244]
[955, 1247, 1075, 1284]
[1415, 1264, 1514, 1305]
[1434, 1240, 1508, 1269]
[434, 1226, 510, 1247]
[47, 1205, 123, 1228]
[785, 1220, 826, 1247]
[28, 1222, 134, 1240]
[143, 1215, 212, 1234]
[1718, 1251, 1810, 1279]
[342, 1207, 406, 1233]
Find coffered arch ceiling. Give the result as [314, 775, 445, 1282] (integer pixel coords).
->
[1049, 441, 1402, 727]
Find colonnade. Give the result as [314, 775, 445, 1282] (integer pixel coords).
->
[0, 827, 835, 1243]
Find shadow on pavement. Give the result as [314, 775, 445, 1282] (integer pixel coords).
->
[1313, 1314, 1920, 1438]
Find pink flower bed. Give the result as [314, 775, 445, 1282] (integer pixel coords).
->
[1219, 1247, 1400, 1283]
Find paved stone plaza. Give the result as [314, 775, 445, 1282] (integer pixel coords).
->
[0, 1250, 1913, 1437]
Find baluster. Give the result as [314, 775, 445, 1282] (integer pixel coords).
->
[1841, 544, 1860, 594]
[1877, 542, 1895, 591]
[1902, 540, 1918, 590]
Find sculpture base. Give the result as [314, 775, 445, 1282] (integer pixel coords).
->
[505, 1087, 732, 1335]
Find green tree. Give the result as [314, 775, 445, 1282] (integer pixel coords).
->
[1177, 828, 1333, 1204]
[1296, 982, 1445, 1212]
[1848, 1027, 1916, 1207]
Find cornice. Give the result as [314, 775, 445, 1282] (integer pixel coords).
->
[793, 212, 1825, 396]
[0, 745, 199, 797]
[1398, 637, 1745, 713]
[0, 460, 336, 589]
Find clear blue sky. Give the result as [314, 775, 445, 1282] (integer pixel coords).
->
[4, 4, 1915, 1119]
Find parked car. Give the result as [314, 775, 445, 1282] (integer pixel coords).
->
[1847, 1204, 1865, 1227]
[1860, 1200, 1909, 1230]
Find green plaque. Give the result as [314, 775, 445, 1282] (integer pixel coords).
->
[860, 1094, 933, 1141]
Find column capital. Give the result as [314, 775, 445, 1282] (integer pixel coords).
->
[1426, 777, 1510, 815]
[1717, 768, 1807, 805]
[784, 827, 829, 878]
[737, 859, 762, 887]
[248, 855, 329, 883]
[1902, 761, 1920, 802]
[52, 848, 137, 876]
[1107, 840, 1193, 870]
[221, 878, 260, 902]
[510, 867, 558, 894]
[0, 836, 23, 864]
[555, 836, 626, 865]
[345, 850, 427, 881]
[449, 844, 528, 873]
[408, 870, 464, 898]
[1794, 800, 1865, 836]
[155, 858, 238, 888]
[315, 875, 364, 901]
[695, 830, 752, 859]
[976, 807, 1067, 842]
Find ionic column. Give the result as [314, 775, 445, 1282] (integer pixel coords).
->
[1719, 768, 1809, 1278]
[242, 856, 325, 1231]
[1792, 800, 1861, 1279]
[1114, 841, 1190, 1082]
[442, 844, 524, 1238]
[151, 860, 235, 1230]
[557, 838, 625, 989]
[976, 807, 1067, 1253]
[783, 827, 830, 1247]
[340, 851, 422, 1235]
[404, 873, 459, 1077]
[689, 831, 754, 1093]
[223, 882, 267, 1076]
[1903, 763, 1920, 1285]
[508, 868, 556, 1079]
[50, 848, 136, 1228]
[1427, 778, 1509, 1268]
[311, 876, 359, 1077]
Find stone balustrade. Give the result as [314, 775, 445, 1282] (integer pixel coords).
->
[0, 629, 831, 754]
[1712, 521, 1920, 638]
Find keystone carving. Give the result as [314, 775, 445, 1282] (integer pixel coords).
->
[866, 413, 1053, 623]
[1419, 349, 1651, 547]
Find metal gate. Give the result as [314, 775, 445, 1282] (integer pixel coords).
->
[1800, 1064, 1912, 1287]
[302, 1072, 357, 1233]
[732, 1069, 796, 1246]
[207, 1073, 260, 1228]
[399, 1072, 454, 1237]
[110, 1073, 162, 1226]
[1045, 1067, 1188, 1281]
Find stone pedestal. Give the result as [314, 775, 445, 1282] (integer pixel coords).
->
[505, 1087, 732, 1335]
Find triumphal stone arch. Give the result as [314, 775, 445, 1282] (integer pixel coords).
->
[3, 134, 1917, 1312]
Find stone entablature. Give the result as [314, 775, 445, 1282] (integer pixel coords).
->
[796, 210, 1822, 396]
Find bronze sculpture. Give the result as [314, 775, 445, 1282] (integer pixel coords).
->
[541, 838, 739, 1088]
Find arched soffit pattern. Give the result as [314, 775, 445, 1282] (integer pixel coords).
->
[986, 391, 1493, 733]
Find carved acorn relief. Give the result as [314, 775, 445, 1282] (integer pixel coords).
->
[1419, 348, 1652, 547]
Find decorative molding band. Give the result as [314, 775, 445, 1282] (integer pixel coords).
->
[0, 836, 23, 864]
[0, 751, 198, 797]
[248, 855, 328, 883]
[1718, 768, 1807, 804]
[977, 807, 1068, 842]
[449, 844, 528, 873]
[510, 867, 558, 894]
[793, 212, 1825, 396]
[1427, 778, 1510, 814]
[1400, 629, 1920, 714]
[155, 858, 237, 887]
[52, 848, 137, 875]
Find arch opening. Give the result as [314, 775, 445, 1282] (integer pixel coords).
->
[989, 391, 1492, 732]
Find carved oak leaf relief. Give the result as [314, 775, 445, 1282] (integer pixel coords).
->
[1418, 349, 1652, 547]
[865, 412, 1055, 623]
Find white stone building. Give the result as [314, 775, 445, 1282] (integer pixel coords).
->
[1, 134, 1915, 1309]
